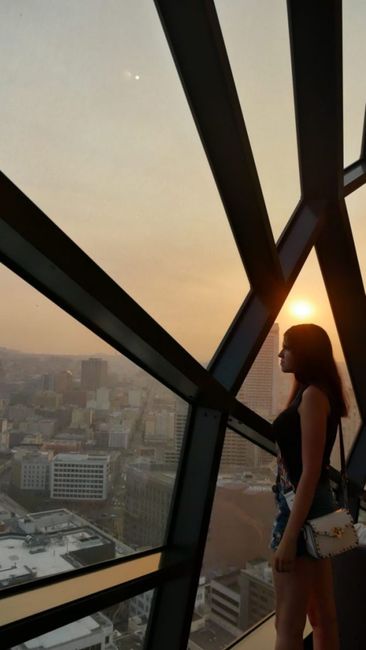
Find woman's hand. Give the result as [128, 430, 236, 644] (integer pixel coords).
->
[274, 536, 297, 572]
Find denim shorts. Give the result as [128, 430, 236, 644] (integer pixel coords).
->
[270, 480, 336, 557]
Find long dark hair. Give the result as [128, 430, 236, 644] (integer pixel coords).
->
[285, 324, 347, 416]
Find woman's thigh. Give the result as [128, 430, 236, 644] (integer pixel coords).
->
[306, 558, 338, 627]
[272, 554, 313, 631]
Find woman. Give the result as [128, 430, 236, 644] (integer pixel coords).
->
[271, 323, 347, 650]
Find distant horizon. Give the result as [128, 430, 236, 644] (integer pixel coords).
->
[1, 1, 363, 368]
[0, 345, 119, 359]
[0, 341, 347, 368]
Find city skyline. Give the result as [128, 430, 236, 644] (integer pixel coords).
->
[0, 340, 278, 649]
[1, 1, 366, 363]
[0, 321, 359, 649]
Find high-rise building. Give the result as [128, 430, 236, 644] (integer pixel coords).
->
[33, 391, 63, 410]
[0, 418, 9, 448]
[175, 400, 189, 455]
[220, 430, 256, 468]
[144, 409, 175, 444]
[124, 462, 175, 548]
[128, 388, 143, 408]
[41, 373, 55, 392]
[70, 407, 94, 430]
[160, 401, 189, 464]
[238, 323, 280, 421]
[0, 360, 5, 382]
[11, 451, 49, 493]
[54, 370, 73, 394]
[108, 422, 131, 449]
[51, 453, 109, 501]
[80, 358, 108, 391]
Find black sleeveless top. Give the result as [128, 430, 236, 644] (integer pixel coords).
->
[272, 385, 339, 487]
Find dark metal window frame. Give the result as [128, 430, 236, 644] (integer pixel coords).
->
[1, 1, 366, 648]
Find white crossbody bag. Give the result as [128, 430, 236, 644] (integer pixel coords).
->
[285, 421, 358, 559]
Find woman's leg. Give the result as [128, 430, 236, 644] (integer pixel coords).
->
[272, 554, 312, 650]
[307, 558, 339, 650]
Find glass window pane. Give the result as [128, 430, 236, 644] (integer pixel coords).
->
[345, 186, 366, 295]
[0, 263, 186, 589]
[343, 1, 366, 166]
[189, 433, 276, 648]
[215, 0, 300, 240]
[0, 1, 248, 363]
[11, 590, 154, 649]
[276, 249, 361, 464]
[237, 250, 361, 462]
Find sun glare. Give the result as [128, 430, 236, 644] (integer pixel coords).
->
[289, 300, 314, 320]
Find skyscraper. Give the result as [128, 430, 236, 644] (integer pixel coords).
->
[80, 358, 108, 391]
[237, 323, 280, 421]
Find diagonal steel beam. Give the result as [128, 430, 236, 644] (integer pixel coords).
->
[288, 1, 366, 485]
[344, 160, 366, 196]
[316, 204, 366, 413]
[0, 172, 222, 405]
[154, 0, 284, 305]
[287, 0, 343, 200]
[0, 172, 271, 433]
[228, 416, 276, 456]
[208, 200, 326, 393]
[361, 105, 366, 159]
[344, 105, 366, 195]
[316, 200, 366, 486]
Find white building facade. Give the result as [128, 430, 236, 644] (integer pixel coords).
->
[51, 453, 109, 500]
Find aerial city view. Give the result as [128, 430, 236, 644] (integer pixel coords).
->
[1, 2, 365, 647]
[0, 323, 359, 650]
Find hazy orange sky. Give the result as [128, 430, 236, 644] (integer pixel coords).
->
[1, 0, 365, 364]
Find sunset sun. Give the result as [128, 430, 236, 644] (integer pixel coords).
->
[289, 300, 314, 320]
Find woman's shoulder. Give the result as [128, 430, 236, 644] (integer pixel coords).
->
[300, 384, 330, 413]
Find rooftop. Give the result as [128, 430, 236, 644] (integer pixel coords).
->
[0, 509, 134, 588]
[189, 618, 237, 649]
[17, 612, 114, 649]
[0, 529, 105, 586]
[53, 453, 109, 462]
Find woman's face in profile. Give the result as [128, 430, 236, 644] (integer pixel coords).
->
[278, 339, 296, 373]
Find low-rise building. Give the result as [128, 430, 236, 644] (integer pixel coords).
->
[13, 611, 117, 650]
[51, 453, 109, 501]
[124, 462, 175, 548]
[209, 559, 274, 634]
[239, 558, 274, 631]
[11, 450, 49, 494]
[0, 509, 122, 589]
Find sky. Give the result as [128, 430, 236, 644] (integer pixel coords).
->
[0, 0, 365, 364]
